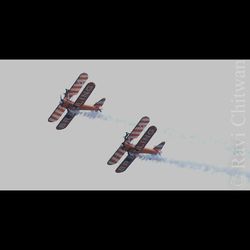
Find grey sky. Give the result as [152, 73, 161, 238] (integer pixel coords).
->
[0, 60, 249, 189]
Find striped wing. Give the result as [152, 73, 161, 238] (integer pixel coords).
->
[107, 145, 127, 165]
[48, 104, 66, 122]
[134, 126, 157, 152]
[67, 73, 89, 99]
[48, 73, 88, 122]
[127, 116, 150, 142]
[115, 153, 137, 173]
[73, 82, 96, 107]
[56, 111, 76, 130]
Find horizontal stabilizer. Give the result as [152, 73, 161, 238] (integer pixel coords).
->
[153, 142, 165, 151]
[94, 98, 106, 108]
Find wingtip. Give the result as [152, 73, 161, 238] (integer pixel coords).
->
[88, 81, 96, 87]
[142, 116, 150, 122]
[80, 72, 88, 78]
[115, 169, 123, 173]
[149, 125, 157, 130]
[48, 117, 57, 122]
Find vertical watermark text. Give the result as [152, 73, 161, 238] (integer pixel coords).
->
[230, 60, 247, 186]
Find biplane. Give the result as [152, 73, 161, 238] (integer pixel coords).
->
[107, 116, 165, 173]
[48, 73, 106, 130]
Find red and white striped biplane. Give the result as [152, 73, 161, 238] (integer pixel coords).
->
[48, 73, 106, 130]
[107, 116, 165, 173]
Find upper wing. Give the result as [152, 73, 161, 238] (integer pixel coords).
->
[56, 111, 76, 130]
[48, 73, 88, 122]
[73, 82, 96, 107]
[134, 126, 157, 152]
[107, 145, 127, 165]
[67, 73, 89, 99]
[126, 116, 150, 142]
[48, 104, 66, 122]
[115, 153, 137, 173]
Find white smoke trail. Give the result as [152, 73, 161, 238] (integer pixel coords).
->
[79, 111, 136, 126]
[138, 154, 250, 181]
[79, 111, 113, 121]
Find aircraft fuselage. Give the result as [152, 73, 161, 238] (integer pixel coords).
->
[61, 98, 100, 111]
[122, 141, 160, 155]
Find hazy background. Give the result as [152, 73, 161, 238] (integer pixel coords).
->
[0, 60, 249, 189]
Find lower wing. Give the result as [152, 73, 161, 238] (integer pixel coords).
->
[115, 153, 137, 173]
[107, 145, 127, 165]
[56, 111, 76, 130]
[48, 104, 66, 122]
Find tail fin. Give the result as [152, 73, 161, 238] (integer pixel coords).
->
[94, 98, 106, 108]
[153, 142, 166, 152]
